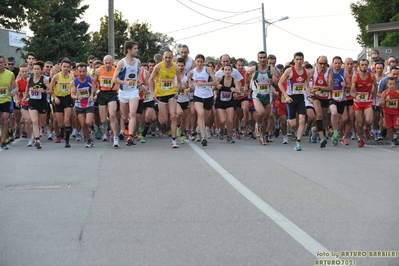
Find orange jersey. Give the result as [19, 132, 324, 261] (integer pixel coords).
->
[98, 65, 116, 91]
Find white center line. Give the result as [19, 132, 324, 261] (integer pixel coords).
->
[188, 141, 331, 258]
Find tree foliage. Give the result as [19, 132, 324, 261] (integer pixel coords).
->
[350, 0, 399, 47]
[23, 0, 90, 63]
[381, 13, 399, 46]
[0, 0, 54, 30]
[87, 10, 129, 60]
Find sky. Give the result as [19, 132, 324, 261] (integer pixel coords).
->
[43, 0, 366, 64]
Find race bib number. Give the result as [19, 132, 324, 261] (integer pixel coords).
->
[293, 84, 304, 94]
[281, 94, 286, 103]
[357, 92, 369, 102]
[220, 91, 232, 101]
[0, 87, 7, 98]
[331, 90, 343, 101]
[145, 93, 151, 100]
[58, 82, 70, 93]
[100, 76, 113, 88]
[345, 88, 351, 96]
[258, 83, 270, 95]
[316, 89, 328, 97]
[161, 79, 174, 90]
[126, 79, 137, 89]
[386, 99, 398, 109]
[29, 88, 41, 99]
[77, 87, 90, 98]
[179, 88, 186, 95]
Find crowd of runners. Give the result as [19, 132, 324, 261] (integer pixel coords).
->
[1, 42, 398, 151]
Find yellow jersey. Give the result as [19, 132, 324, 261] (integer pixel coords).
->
[0, 70, 12, 104]
[54, 72, 73, 97]
[155, 62, 177, 97]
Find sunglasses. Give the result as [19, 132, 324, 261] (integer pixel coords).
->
[8, 63, 14, 65]
[319, 62, 327, 66]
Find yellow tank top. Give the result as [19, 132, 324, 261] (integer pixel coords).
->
[155, 62, 177, 97]
[0, 70, 12, 104]
[55, 72, 73, 97]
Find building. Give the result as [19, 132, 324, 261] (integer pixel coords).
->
[0, 27, 26, 64]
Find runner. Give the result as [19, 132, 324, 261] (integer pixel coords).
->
[149, 50, 182, 148]
[0, 55, 19, 150]
[49, 58, 74, 148]
[23, 61, 51, 149]
[188, 54, 217, 146]
[278, 52, 310, 151]
[379, 77, 399, 147]
[350, 59, 378, 147]
[215, 64, 241, 143]
[235, 58, 248, 139]
[93, 55, 120, 147]
[175, 58, 190, 144]
[246, 51, 277, 145]
[113, 41, 143, 147]
[341, 58, 356, 145]
[329, 56, 350, 146]
[16, 63, 33, 146]
[309, 56, 333, 148]
[372, 62, 385, 140]
[70, 63, 95, 148]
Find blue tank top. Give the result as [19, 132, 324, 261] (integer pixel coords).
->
[74, 76, 93, 108]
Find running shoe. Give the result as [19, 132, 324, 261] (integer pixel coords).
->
[294, 143, 302, 151]
[76, 132, 82, 142]
[341, 137, 349, 146]
[196, 133, 201, 142]
[365, 129, 371, 140]
[85, 139, 94, 148]
[118, 131, 124, 140]
[332, 132, 339, 146]
[113, 136, 119, 148]
[227, 136, 235, 143]
[201, 138, 208, 146]
[71, 128, 77, 139]
[15, 130, 20, 139]
[179, 136, 185, 144]
[55, 135, 61, 143]
[171, 139, 179, 148]
[27, 138, 34, 147]
[274, 127, 280, 138]
[34, 139, 42, 149]
[205, 127, 211, 139]
[282, 136, 288, 144]
[1, 143, 9, 150]
[377, 132, 383, 141]
[22, 131, 28, 138]
[304, 123, 311, 136]
[215, 128, 220, 137]
[65, 141, 71, 148]
[390, 141, 395, 148]
[358, 139, 364, 148]
[310, 127, 318, 143]
[139, 123, 145, 134]
[320, 137, 327, 148]
[219, 134, 224, 140]
[126, 135, 135, 146]
[47, 131, 54, 141]
[268, 135, 273, 142]
[102, 135, 108, 142]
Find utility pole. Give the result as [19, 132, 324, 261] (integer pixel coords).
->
[262, 3, 267, 53]
[108, 0, 115, 58]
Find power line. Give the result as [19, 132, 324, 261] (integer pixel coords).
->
[187, 0, 256, 14]
[166, 13, 261, 34]
[175, 17, 260, 41]
[287, 14, 351, 20]
[271, 24, 360, 52]
[176, 0, 259, 25]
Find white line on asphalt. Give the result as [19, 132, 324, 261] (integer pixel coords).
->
[188, 141, 331, 258]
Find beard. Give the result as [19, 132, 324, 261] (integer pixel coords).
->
[360, 68, 367, 73]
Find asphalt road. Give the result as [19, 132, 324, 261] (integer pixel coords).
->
[1, 134, 398, 266]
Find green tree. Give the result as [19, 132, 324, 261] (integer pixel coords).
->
[128, 21, 162, 63]
[0, 0, 53, 30]
[23, 0, 90, 63]
[350, 0, 399, 47]
[381, 13, 399, 46]
[87, 10, 129, 60]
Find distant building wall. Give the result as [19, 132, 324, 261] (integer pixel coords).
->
[0, 28, 26, 64]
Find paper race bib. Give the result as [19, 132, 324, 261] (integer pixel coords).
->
[220, 91, 232, 101]
[281, 94, 286, 103]
[161, 79, 174, 90]
[345, 88, 351, 97]
[100, 76, 113, 88]
[331, 90, 343, 101]
[293, 84, 304, 94]
[316, 88, 328, 97]
[0, 87, 7, 98]
[258, 83, 270, 95]
[357, 92, 369, 102]
[386, 99, 398, 109]
[29, 88, 41, 99]
[77, 87, 90, 98]
[58, 82, 70, 93]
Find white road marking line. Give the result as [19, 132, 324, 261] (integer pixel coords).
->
[188, 141, 331, 258]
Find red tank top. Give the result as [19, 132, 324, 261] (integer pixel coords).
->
[312, 69, 329, 99]
[17, 79, 29, 107]
[382, 89, 399, 115]
[288, 66, 307, 95]
[355, 72, 373, 103]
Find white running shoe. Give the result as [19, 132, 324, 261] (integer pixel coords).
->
[171, 139, 179, 148]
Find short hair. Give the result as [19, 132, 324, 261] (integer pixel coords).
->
[44, 61, 53, 65]
[387, 77, 396, 82]
[371, 49, 380, 55]
[147, 59, 156, 64]
[26, 52, 37, 59]
[87, 55, 95, 61]
[180, 45, 189, 51]
[267, 54, 276, 60]
[359, 58, 369, 64]
[305, 63, 313, 69]
[154, 54, 162, 61]
[293, 52, 304, 59]
[176, 57, 186, 64]
[222, 64, 233, 70]
[390, 66, 399, 72]
[374, 62, 384, 68]
[219, 54, 230, 61]
[195, 54, 205, 61]
[236, 58, 245, 63]
[77, 63, 87, 69]
[123, 41, 138, 55]
[276, 64, 284, 70]
[258, 51, 267, 57]
[33, 60, 44, 70]
[19, 63, 28, 68]
[61, 58, 72, 66]
[332, 56, 342, 63]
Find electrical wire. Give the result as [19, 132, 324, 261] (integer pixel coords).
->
[187, 0, 258, 14]
[271, 24, 360, 52]
[175, 16, 260, 41]
[176, 0, 259, 25]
